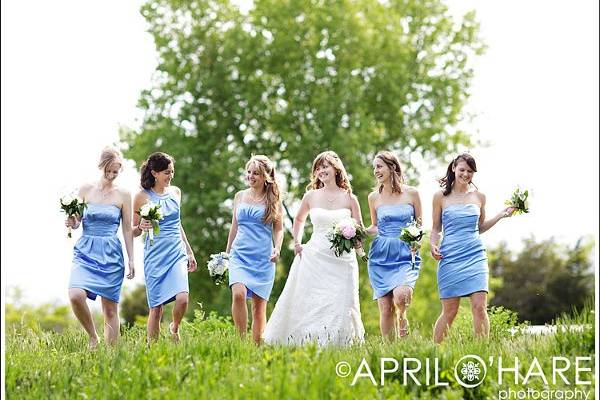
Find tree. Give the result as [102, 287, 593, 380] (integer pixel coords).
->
[488, 236, 594, 324]
[121, 0, 484, 321]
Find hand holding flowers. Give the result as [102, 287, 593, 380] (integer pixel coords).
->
[60, 193, 87, 238]
[504, 187, 530, 216]
[399, 218, 425, 270]
[137, 202, 163, 246]
[326, 218, 368, 262]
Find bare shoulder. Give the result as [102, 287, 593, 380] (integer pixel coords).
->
[134, 189, 150, 202]
[117, 187, 132, 199]
[170, 185, 182, 196]
[234, 190, 246, 202]
[79, 183, 94, 197]
[475, 191, 486, 202]
[303, 189, 316, 200]
[403, 185, 420, 195]
[367, 190, 379, 202]
[433, 190, 445, 200]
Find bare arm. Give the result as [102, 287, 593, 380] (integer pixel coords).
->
[120, 190, 135, 279]
[270, 202, 285, 262]
[430, 191, 443, 260]
[174, 187, 197, 272]
[478, 192, 514, 234]
[292, 192, 311, 255]
[225, 191, 242, 253]
[350, 194, 364, 226]
[409, 187, 423, 225]
[365, 192, 378, 236]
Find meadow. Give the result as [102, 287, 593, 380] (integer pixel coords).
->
[5, 305, 595, 399]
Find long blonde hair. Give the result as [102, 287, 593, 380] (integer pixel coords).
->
[305, 151, 352, 193]
[246, 155, 281, 224]
[374, 151, 404, 194]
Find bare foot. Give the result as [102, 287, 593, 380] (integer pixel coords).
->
[169, 322, 180, 344]
[398, 318, 410, 338]
[88, 335, 99, 350]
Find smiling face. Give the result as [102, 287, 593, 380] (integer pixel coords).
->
[245, 161, 266, 189]
[315, 160, 336, 185]
[103, 161, 122, 182]
[373, 158, 391, 184]
[452, 160, 474, 186]
[152, 162, 174, 187]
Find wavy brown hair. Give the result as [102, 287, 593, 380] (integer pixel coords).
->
[374, 151, 404, 194]
[439, 153, 478, 196]
[246, 155, 281, 224]
[305, 151, 352, 193]
[140, 152, 175, 190]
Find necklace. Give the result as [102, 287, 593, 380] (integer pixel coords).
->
[249, 189, 266, 203]
[325, 190, 341, 203]
[99, 185, 112, 199]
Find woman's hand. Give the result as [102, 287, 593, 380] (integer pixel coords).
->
[65, 216, 80, 229]
[502, 207, 516, 218]
[139, 218, 152, 231]
[294, 243, 303, 256]
[126, 260, 135, 279]
[430, 244, 443, 260]
[270, 248, 281, 263]
[187, 252, 197, 272]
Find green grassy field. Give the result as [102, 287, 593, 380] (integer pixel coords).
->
[5, 306, 595, 399]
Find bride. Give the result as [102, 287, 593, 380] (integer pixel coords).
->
[263, 151, 365, 346]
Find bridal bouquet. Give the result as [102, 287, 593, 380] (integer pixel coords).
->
[505, 187, 530, 215]
[399, 218, 424, 270]
[137, 202, 163, 246]
[326, 218, 368, 262]
[59, 193, 87, 238]
[206, 252, 229, 286]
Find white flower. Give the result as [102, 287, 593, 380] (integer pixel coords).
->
[140, 203, 153, 217]
[407, 225, 421, 238]
[61, 194, 74, 205]
[335, 218, 355, 231]
[523, 198, 529, 210]
[356, 248, 366, 258]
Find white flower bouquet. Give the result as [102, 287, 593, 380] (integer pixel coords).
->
[505, 187, 530, 215]
[137, 202, 163, 246]
[207, 252, 229, 286]
[326, 218, 368, 262]
[59, 193, 87, 238]
[399, 218, 424, 270]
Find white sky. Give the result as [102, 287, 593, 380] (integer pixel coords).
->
[1, 0, 598, 306]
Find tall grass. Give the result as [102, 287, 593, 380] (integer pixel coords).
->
[5, 305, 595, 399]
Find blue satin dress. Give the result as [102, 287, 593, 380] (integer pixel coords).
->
[143, 189, 188, 308]
[228, 203, 275, 300]
[69, 204, 125, 303]
[437, 203, 488, 299]
[368, 204, 421, 300]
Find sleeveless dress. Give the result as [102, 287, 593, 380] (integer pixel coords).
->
[228, 203, 275, 300]
[69, 203, 125, 303]
[143, 189, 188, 307]
[368, 203, 421, 300]
[263, 208, 365, 346]
[437, 203, 488, 299]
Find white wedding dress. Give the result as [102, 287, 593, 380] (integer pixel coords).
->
[263, 208, 365, 346]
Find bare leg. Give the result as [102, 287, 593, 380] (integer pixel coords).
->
[250, 294, 267, 345]
[69, 288, 98, 348]
[231, 283, 248, 338]
[470, 292, 489, 339]
[170, 292, 189, 343]
[433, 298, 460, 344]
[147, 305, 163, 343]
[377, 294, 395, 340]
[101, 297, 119, 346]
[392, 286, 413, 338]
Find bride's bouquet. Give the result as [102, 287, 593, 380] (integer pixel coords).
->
[326, 218, 368, 262]
[399, 218, 424, 270]
[207, 252, 229, 286]
[505, 187, 530, 215]
[59, 193, 87, 238]
[137, 202, 163, 246]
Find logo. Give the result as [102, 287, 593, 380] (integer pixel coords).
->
[454, 355, 487, 388]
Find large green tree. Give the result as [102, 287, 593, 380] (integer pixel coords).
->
[121, 0, 484, 322]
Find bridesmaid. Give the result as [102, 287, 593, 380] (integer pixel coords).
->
[66, 147, 135, 348]
[133, 152, 197, 343]
[366, 151, 422, 339]
[226, 155, 284, 344]
[430, 153, 515, 343]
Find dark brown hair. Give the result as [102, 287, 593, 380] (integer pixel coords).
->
[140, 152, 174, 190]
[439, 153, 478, 196]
